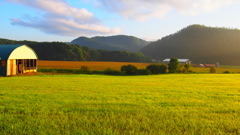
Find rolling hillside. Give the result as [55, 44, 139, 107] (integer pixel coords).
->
[0, 38, 151, 62]
[71, 35, 149, 52]
[141, 25, 240, 65]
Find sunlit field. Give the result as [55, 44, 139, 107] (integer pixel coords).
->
[38, 60, 151, 71]
[1, 74, 240, 134]
[38, 60, 240, 73]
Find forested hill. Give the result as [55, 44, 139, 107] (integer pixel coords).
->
[71, 35, 149, 52]
[0, 38, 151, 62]
[141, 24, 240, 65]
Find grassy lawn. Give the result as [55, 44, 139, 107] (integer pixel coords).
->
[0, 74, 240, 134]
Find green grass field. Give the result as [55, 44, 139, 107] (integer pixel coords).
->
[0, 74, 240, 134]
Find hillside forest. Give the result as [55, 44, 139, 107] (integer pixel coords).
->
[71, 35, 149, 52]
[0, 38, 151, 62]
[141, 25, 240, 65]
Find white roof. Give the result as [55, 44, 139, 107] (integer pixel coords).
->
[8, 45, 38, 60]
[163, 58, 190, 62]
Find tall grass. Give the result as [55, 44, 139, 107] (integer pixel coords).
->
[0, 74, 240, 134]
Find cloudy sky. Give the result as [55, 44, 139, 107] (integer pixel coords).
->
[1, 0, 240, 41]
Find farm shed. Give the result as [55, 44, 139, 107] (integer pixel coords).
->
[163, 58, 191, 64]
[0, 45, 38, 76]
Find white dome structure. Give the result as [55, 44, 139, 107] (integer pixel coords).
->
[0, 45, 38, 76]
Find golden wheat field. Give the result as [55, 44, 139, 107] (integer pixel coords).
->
[38, 60, 151, 71]
[38, 60, 240, 73]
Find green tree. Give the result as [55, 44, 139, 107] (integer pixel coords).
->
[121, 64, 138, 75]
[146, 64, 167, 74]
[168, 58, 179, 73]
[159, 65, 167, 74]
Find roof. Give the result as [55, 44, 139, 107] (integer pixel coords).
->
[163, 58, 190, 63]
[0, 45, 22, 60]
[0, 45, 38, 60]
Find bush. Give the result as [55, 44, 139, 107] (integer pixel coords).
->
[137, 69, 151, 75]
[80, 66, 89, 71]
[178, 66, 185, 73]
[209, 66, 217, 73]
[184, 64, 191, 73]
[121, 64, 138, 75]
[79, 66, 91, 74]
[146, 64, 167, 74]
[38, 69, 57, 73]
[104, 68, 122, 75]
[223, 71, 231, 74]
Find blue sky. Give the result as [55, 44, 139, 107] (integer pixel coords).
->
[1, 0, 240, 42]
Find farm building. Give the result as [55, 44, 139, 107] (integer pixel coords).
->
[193, 64, 218, 68]
[163, 58, 191, 64]
[0, 45, 38, 76]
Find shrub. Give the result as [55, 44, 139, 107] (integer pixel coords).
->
[91, 70, 104, 75]
[80, 66, 90, 74]
[223, 71, 231, 74]
[104, 68, 122, 75]
[80, 66, 89, 71]
[184, 64, 191, 73]
[188, 70, 193, 73]
[137, 69, 151, 75]
[209, 66, 217, 73]
[121, 64, 138, 75]
[178, 66, 185, 73]
[146, 64, 167, 74]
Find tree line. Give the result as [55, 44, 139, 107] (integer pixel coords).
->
[0, 38, 151, 62]
[120, 58, 217, 75]
[39, 58, 218, 75]
[120, 58, 191, 75]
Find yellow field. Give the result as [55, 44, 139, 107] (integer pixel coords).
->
[192, 67, 240, 73]
[1, 74, 240, 134]
[38, 60, 151, 71]
[38, 60, 240, 73]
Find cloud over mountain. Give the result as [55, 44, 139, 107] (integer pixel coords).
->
[8, 0, 121, 36]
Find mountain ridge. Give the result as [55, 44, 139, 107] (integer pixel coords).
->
[141, 24, 240, 65]
[71, 35, 149, 52]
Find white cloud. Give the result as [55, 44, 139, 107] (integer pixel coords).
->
[8, 0, 121, 36]
[11, 17, 121, 36]
[95, 0, 237, 21]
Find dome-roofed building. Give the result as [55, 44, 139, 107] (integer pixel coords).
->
[0, 45, 38, 76]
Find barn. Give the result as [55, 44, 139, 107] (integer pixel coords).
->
[0, 45, 38, 76]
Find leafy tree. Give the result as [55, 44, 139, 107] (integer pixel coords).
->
[159, 65, 167, 74]
[121, 65, 138, 75]
[146, 64, 167, 74]
[168, 58, 179, 73]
